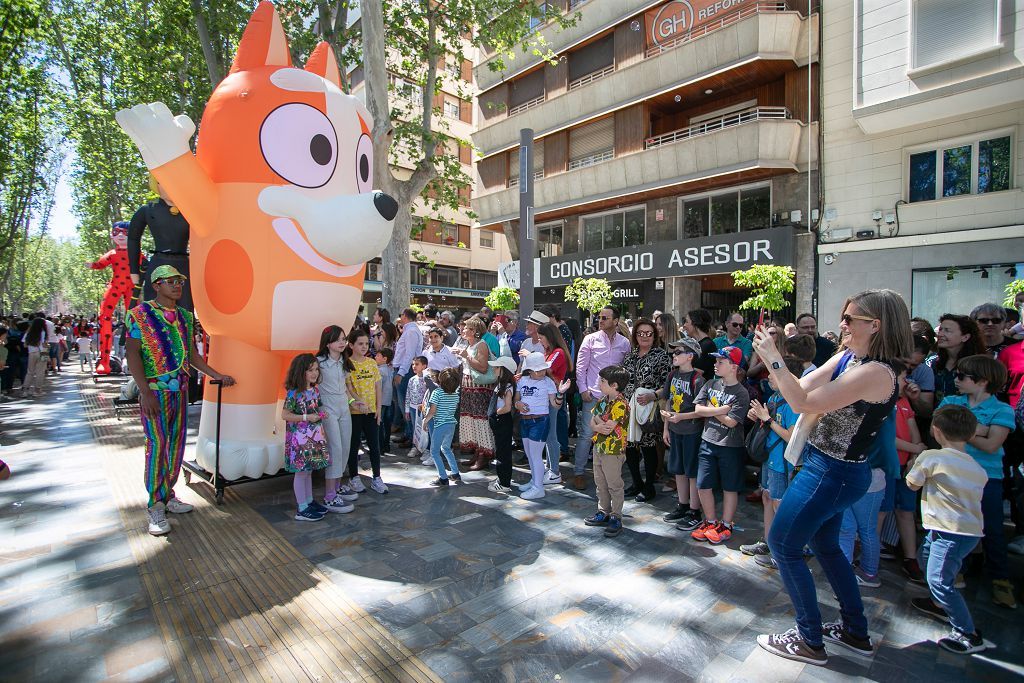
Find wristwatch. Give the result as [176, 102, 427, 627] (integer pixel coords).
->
[770, 360, 783, 371]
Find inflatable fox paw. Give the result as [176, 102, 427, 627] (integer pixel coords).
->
[116, 1, 398, 481]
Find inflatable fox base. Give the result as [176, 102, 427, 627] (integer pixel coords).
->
[117, 1, 397, 480]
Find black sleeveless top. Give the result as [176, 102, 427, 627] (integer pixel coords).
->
[808, 353, 898, 463]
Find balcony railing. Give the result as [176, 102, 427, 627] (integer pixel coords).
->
[508, 169, 546, 188]
[508, 94, 545, 116]
[645, 106, 791, 149]
[644, 1, 790, 59]
[568, 64, 614, 91]
[567, 148, 614, 170]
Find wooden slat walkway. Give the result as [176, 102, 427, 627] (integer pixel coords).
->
[80, 380, 441, 683]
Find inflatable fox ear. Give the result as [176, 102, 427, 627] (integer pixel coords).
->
[229, 1, 292, 74]
[305, 42, 342, 90]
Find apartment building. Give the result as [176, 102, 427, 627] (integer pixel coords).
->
[817, 0, 1024, 326]
[473, 0, 820, 324]
[347, 11, 513, 314]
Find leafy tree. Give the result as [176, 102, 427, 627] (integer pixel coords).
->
[484, 285, 518, 312]
[731, 264, 795, 316]
[565, 277, 612, 314]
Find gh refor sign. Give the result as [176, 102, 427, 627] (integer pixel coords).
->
[537, 227, 793, 287]
[646, 0, 749, 48]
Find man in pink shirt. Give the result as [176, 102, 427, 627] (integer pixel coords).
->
[572, 305, 631, 490]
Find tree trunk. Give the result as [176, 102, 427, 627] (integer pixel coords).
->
[381, 210, 412, 313]
[191, 0, 222, 88]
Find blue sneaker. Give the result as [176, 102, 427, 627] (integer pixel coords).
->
[604, 515, 623, 537]
[308, 500, 328, 514]
[584, 511, 609, 526]
[294, 506, 325, 522]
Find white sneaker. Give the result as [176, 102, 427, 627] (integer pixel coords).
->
[371, 477, 389, 494]
[520, 485, 546, 500]
[323, 497, 355, 513]
[542, 469, 563, 485]
[488, 479, 512, 494]
[165, 497, 194, 514]
[349, 476, 366, 493]
[335, 484, 359, 502]
[147, 503, 170, 536]
[421, 454, 434, 465]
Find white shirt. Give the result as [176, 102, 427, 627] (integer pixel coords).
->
[76, 338, 92, 354]
[424, 344, 461, 372]
[517, 375, 556, 415]
[45, 319, 59, 343]
[392, 321, 423, 376]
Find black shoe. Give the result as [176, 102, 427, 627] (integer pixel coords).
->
[623, 485, 641, 498]
[604, 515, 622, 537]
[822, 621, 873, 657]
[903, 559, 926, 585]
[911, 597, 948, 623]
[584, 511, 610, 526]
[450, 473, 462, 483]
[430, 477, 449, 487]
[663, 504, 688, 523]
[675, 509, 703, 531]
[938, 629, 989, 654]
[879, 543, 898, 561]
[635, 488, 656, 503]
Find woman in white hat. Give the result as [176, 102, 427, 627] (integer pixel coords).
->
[514, 352, 570, 500]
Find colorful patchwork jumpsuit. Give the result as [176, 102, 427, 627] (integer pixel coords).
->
[126, 301, 194, 507]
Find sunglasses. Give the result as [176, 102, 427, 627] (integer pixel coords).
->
[598, 315, 613, 320]
[954, 371, 979, 382]
[157, 278, 186, 286]
[635, 330, 653, 338]
[727, 322, 742, 327]
[841, 313, 874, 325]
[975, 317, 1004, 325]
[672, 349, 693, 356]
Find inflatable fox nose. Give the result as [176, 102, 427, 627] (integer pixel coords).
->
[373, 192, 398, 221]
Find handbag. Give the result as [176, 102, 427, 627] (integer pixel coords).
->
[468, 341, 497, 385]
[746, 420, 771, 464]
[783, 351, 854, 467]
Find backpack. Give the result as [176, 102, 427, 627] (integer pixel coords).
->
[745, 413, 772, 464]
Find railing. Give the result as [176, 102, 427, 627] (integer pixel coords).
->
[508, 169, 546, 188]
[644, 1, 790, 59]
[568, 148, 614, 170]
[644, 106, 791, 149]
[508, 94, 545, 116]
[568, 64, 614, 91]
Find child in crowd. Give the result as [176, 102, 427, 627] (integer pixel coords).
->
[345, 328, 388, 494]
[741, 357, 803, 568]
[281, 354, 331, 522]
[376, 347, 395, 454]
[659, 337, 706, 531]
[938, 355, 1016, 609]
[783, 334, 817, 376]
[421, 367, 463, 486]
[584, 365, 632, 537]
[76, 334, 93, 372]
[514, 352, 569, 500]
[906, 404, 990, 653]
[893, 373, 927, 582]
[688, 346, 750, 545]
[487, 356, 517, 494]
[406, 355, 429, 461]
[315, 325, 357, 513]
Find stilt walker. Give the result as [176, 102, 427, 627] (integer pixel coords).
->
[88, 221, 144, 375]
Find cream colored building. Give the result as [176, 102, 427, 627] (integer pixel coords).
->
[818, 0, 1024, 326]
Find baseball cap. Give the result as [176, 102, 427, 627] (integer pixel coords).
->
[524, 310, 550, 326]
[668, 337, 702, 357]
[150, 265, 187, 284]
[710, 346, 743, 366]
[488, 356, 517, 374]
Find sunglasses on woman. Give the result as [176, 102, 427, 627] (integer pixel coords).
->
[840, 313, 874, 325]
[635, 330, 653, 338]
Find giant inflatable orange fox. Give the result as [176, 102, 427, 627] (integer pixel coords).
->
[116, 1, 397, 479]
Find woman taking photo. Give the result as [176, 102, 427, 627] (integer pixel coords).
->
[538, 322, 573, 484]
[621, 318, 672, 502]
[751, 289, 911, 666]
[683, 309, 718, 380]
[455, 316, 496, 468]
[929, 314, 984, 405]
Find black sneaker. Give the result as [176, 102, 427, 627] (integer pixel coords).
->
[756, 629, 828, 666]
[675, 509, 703, 531]
[585, 511, 610, 526]
[937, 629, 989, 654]
[450, 472, 462, 483]
[822, 621, 874, 657]
[911, 597, 949, 623]
[635, 488, 656, 503]
[623, 485, 641, 498]
[604, 515, 622, 537]
[430, 477, 450, 487]
[879, 543, 898, 561]
[663, 504, 688, 523]
[903, 559, 926, 585]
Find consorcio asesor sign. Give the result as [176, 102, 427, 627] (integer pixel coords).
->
[646, 0, 750, 48]
[537, 227, 793, 287]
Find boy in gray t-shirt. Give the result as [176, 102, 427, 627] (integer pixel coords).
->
[659, 337, 706, 530]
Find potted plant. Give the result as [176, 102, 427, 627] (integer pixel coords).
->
[565, 277, 613, 314]
[485, 286, 520, 312]
[731, 264, 795, 324]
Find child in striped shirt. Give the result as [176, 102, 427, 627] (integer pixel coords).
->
[421, 367, 462, 486]
[905, 404, 989, 655]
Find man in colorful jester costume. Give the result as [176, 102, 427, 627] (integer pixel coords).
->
[125, 265, 235, 536]
[88, 221, 144, 375]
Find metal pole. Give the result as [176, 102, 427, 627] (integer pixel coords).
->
[518, 128, 535, 331]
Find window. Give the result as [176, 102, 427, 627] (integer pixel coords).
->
[444, 58, 460, 79]
[912, 263, 1021, 327]
[907, 133, 1012, 203]
[433, 266, 460, 288]
[680, 184, 772, 237]
[580, 207, 645, 252]
[443, 98, 460, 119]
[537, 223, 563, 258]
[467, 270, 498, 290]
[569, 117, 614, 169]
[527, 3, 548, 33]
[912, 0, 999, 70]
[479, 230, 494, 248]
[366, 260, 381, 281]
[388, 73, 421, 102]
[441, 223, 459, 245]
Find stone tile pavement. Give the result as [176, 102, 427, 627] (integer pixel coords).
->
[1, 368, 1022, 682]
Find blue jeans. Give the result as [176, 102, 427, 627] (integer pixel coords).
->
[557, 402, 569, 453]
[393, 371, 411, 435]
[839, 486, 885, 576]
[573, 399, 598, 476]
[378, 404, 394, 452]
[919, 530, 979, 634]
[767, 447, 871, 647]
[980, 478, 1008, 580]
[545, 402, 565, 470]
[430, 421, 459, 479]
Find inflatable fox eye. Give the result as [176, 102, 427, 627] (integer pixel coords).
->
[260, 103, 338, 188]
[355, 134, 373, 193]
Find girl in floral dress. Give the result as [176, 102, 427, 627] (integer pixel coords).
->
[282, 353, 331, 522]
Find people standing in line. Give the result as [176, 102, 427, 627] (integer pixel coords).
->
[514, 352, 569, 500]
[487, 357, 517, 494]
[683, 309, 718, 380]
[495, 311, 526, 359]
[455, 316, 497, 467]
[906, 404, 991, 653]
[22, 318, 47, 397]
[573, 306, 632, 491]
[795, 313, 838, 368]
[315, 325, 360, 511]
[621, 319, 672, 503]
[970, 303, 1012, 356]
[344, 327, 388, 495]
[928, 314, 985, 406]
[124, 265, 235, 536]
[751, 289, 910, 666]
[281, 354, 334, 522]
[424, 326, 461, 372]
[715, 312, 754, 365]
[421, 367, 463, 487]
[391, 308, 423, 446]
[519, 311, 548, 359]
[439, 311, 459, 347]
[659, 337, 707, 532]
[583, 365, 632, 538]
[538, 322, 573, 485]
[406, 355, 429, 463]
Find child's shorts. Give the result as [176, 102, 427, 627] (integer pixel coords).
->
[696, 441, 745, 492]
[520, 415, 549, 442]
[667, 431, 701, 477]
[763, 466, 789, 501]
[882, 476, 917, 513]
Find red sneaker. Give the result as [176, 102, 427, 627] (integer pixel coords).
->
[691, 520, 714, 541]
[704, 522, 733, 545]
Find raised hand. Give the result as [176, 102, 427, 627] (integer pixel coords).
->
[115, 102, 195, 169]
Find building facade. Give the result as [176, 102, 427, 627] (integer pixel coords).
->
[817, 0, 1024, 328]
[473, 0, 820, 325]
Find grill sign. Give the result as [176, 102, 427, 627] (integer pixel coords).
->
[646, 0, 749, 48]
